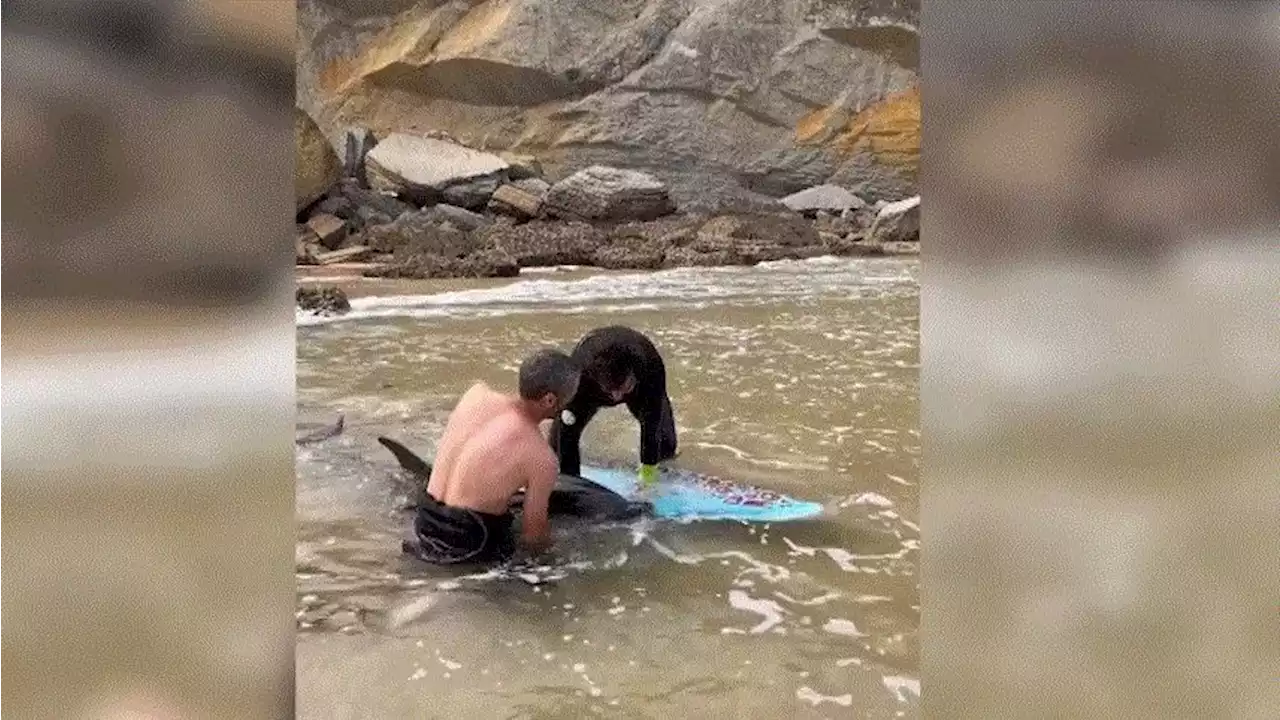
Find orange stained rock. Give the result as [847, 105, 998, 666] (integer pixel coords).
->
[794, 85, 920, 172]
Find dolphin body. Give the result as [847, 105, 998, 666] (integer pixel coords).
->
[377, 436, 649, 521]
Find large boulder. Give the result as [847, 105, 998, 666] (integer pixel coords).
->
[296, 0, 920, 207]
[295, 108, 340, 212]
[781, 184, 866, 215]
[365, 133, 510, 206]
[867, 194, 920, 243]
[543, 166, 676, 222]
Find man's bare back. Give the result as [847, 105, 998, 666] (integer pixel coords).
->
[403, 350, 580, 563]
[428, 382, 553, 516]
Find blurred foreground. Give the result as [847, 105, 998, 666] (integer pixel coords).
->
[3, 2, 296, 719]
[923, 2, 1280, 718]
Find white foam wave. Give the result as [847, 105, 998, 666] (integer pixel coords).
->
[882, 675, 921, 702]
[297, 257, 916, 327]
[796, 686, 854, 707]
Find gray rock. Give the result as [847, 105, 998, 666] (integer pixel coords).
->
[594, 245, 666, 270]
[513, 177, 551, 196]
[543, 166, 676, 222]
[696, 213, 820, 248]
[399, 223, 479, 260]
[867, 194, 920, 243]
[365, 209, 481, 257]
[342, 127, 378, 186]
[509, 179, 550, 198]
[840, 206, 875, 230]
[475, 220, 603, 267]
[813, 212, 857, 238]
[498, 152, 543, 180]
[488, 184, 543, 220]
[296, 286, 350, 315]
[296, 227, 322, 265]
[363, 248, 520, 280]
[663, 247, 748, 268]
[781, 184, 866, 215]
[425, 203, 491, 232]
[594, 215, 704, 269]
[315, 245, 374, 265]
[881, 240, 920, 255]
[355, 206, 394, 227]
[685, 212, 824, 264]
[366, 133, 510, 205]
[330, 178, 417, 217]
[314, 195, 356, 220]
[295, 108, 340, 212]
[305, 213, 348, 250]
[441, 175, 503, 210]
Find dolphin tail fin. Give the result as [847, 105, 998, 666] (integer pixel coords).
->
[377, 436, 433, 478]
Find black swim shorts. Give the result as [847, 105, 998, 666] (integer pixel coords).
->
[402, 494, 516, 565]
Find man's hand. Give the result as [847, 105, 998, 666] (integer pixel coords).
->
[521, 532, 553, 556]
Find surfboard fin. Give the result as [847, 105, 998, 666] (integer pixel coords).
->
[377, 436, 433, 478]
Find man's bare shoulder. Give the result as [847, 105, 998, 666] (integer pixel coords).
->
[454, 382, 507, 412]
[520, 430, 559, 474]
[458, 381, 492, 402]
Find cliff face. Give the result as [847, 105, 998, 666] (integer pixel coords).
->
[297, 0, 919, 208]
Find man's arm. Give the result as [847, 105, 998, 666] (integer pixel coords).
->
[626, 357, 670, 469]
[519, 448, 558, 553]
[628, 394, 667, 467]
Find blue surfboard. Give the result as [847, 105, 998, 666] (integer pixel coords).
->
[579, 465, 826, 523]
[377, 436, 824, 524]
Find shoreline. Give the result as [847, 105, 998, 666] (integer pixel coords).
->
[295, 252, 919, 319]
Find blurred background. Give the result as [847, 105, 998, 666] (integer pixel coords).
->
[3, 1, 296, 718]
[923, 2, 1280, 718]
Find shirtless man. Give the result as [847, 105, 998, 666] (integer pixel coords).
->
[402, 349, 581, 565]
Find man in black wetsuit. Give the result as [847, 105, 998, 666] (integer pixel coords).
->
[548, 325, 678, 487]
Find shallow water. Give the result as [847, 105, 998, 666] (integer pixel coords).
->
[296, 257, 920, 719]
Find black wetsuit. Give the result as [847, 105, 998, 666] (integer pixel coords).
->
[548, 326, 678, 477]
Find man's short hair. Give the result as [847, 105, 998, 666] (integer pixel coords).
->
[518, 349, 580, 402]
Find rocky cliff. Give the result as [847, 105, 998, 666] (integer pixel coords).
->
[296, 0, 919, 209]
